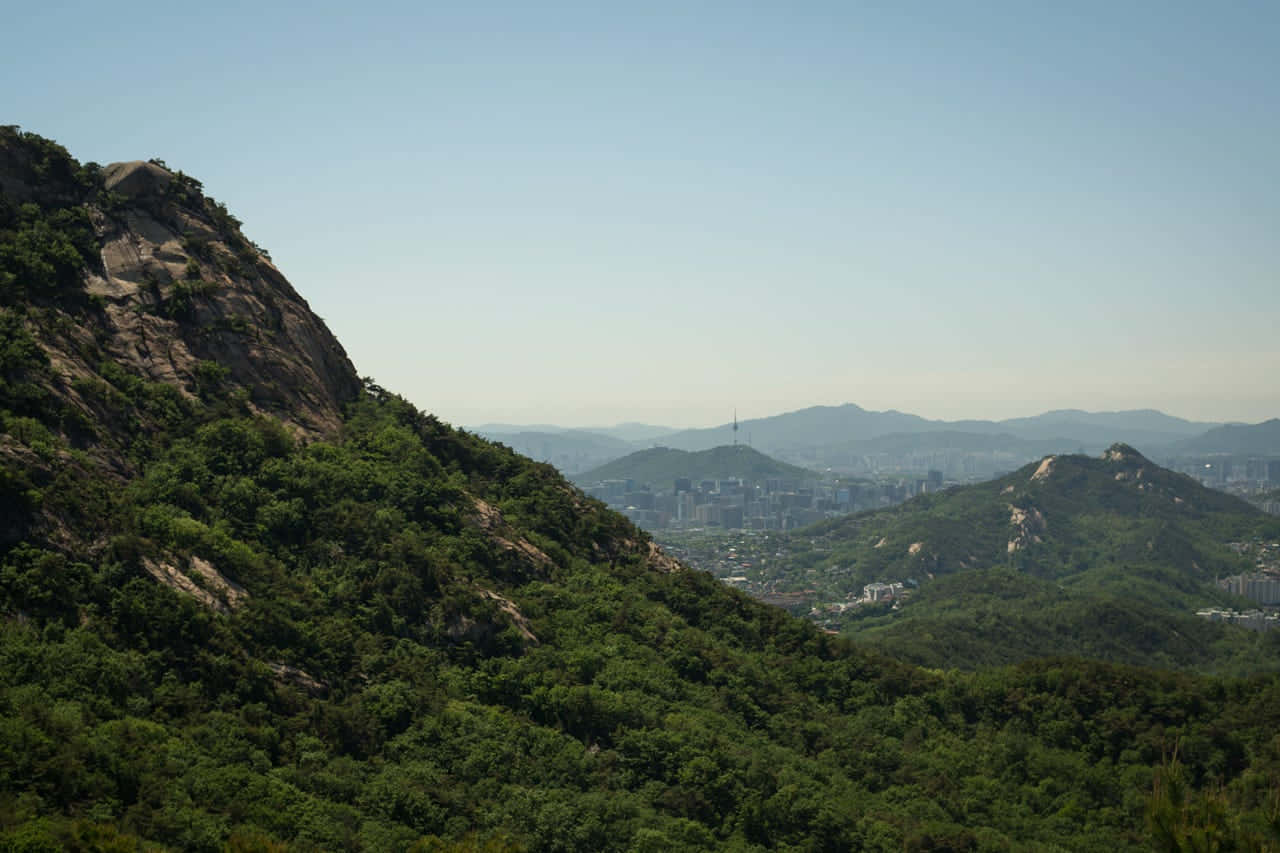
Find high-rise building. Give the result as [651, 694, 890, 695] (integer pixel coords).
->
[1220, 574, 1280, 606]
[625, 491, 655, 510]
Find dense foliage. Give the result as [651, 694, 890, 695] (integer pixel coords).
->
[4, 128, 1280, 851]
[766, 447, 1280, 672]
[842, 566, 1280, 673]
[6, 386, 1280, 850]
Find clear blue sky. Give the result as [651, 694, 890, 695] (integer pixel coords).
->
[8, 1, 1278, 428]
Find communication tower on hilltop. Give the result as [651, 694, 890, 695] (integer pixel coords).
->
[733, 409, 739, 447]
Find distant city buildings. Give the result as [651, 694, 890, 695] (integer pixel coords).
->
[1218, 573, 1280, 606]
[1165, 455, 1280, 491]
[580, 470, 951, 533]
[1161, 455, 1280, 515]
[862, 581, 905, 603]
[1193, 542, 1280, 631]
[1195, 608, 1280, 632]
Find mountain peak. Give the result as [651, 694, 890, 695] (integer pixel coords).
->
[102, 159, 174, 199]
[0, 129, 361, 441]
[575, 442, 812, 485]
[1103, 442, 1148, 463]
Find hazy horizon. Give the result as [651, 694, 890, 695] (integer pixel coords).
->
[465, 401, 1266, 434]
[458, 395, 1271, 433]
[8, 1, 1278, 429]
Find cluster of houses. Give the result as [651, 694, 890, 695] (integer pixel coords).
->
[1194, 549, 1280, 631]
[1195, 608, 1280, 632]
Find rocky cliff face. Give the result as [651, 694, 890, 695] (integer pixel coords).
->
[0, 130, 360, 443]
[1, 127, 680, 586]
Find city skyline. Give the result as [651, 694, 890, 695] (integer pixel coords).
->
[8, 1, 1278, 428]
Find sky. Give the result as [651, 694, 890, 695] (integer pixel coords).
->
[6, 1, 1279, 429]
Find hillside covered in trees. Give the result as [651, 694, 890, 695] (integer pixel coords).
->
[773, 445, 1280, 672]
[3, 127, 1280, 850]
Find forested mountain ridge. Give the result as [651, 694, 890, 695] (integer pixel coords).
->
[3, 128, 1280, 850]
[573, 445, 813, 487]
[790, 444, 1280, 671]
[1175, 418, 1280, 455]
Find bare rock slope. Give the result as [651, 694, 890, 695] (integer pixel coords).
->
[2, 135, 360, 441]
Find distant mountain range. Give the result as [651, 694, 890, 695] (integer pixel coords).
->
[653, 404, 1218, 453]
[834, 430, 1075, 457]
[1175, 418, 1280, 455]
[474, 405, 1275, 477]
[573, 445, 813, 487]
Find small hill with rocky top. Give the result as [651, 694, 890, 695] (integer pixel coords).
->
[574, 444, 814, 487]
[787, 443, 1280, 670]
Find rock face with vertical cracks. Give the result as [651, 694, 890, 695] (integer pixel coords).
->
[2, 145, 361, 444]
[93, 160, 360, 438]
